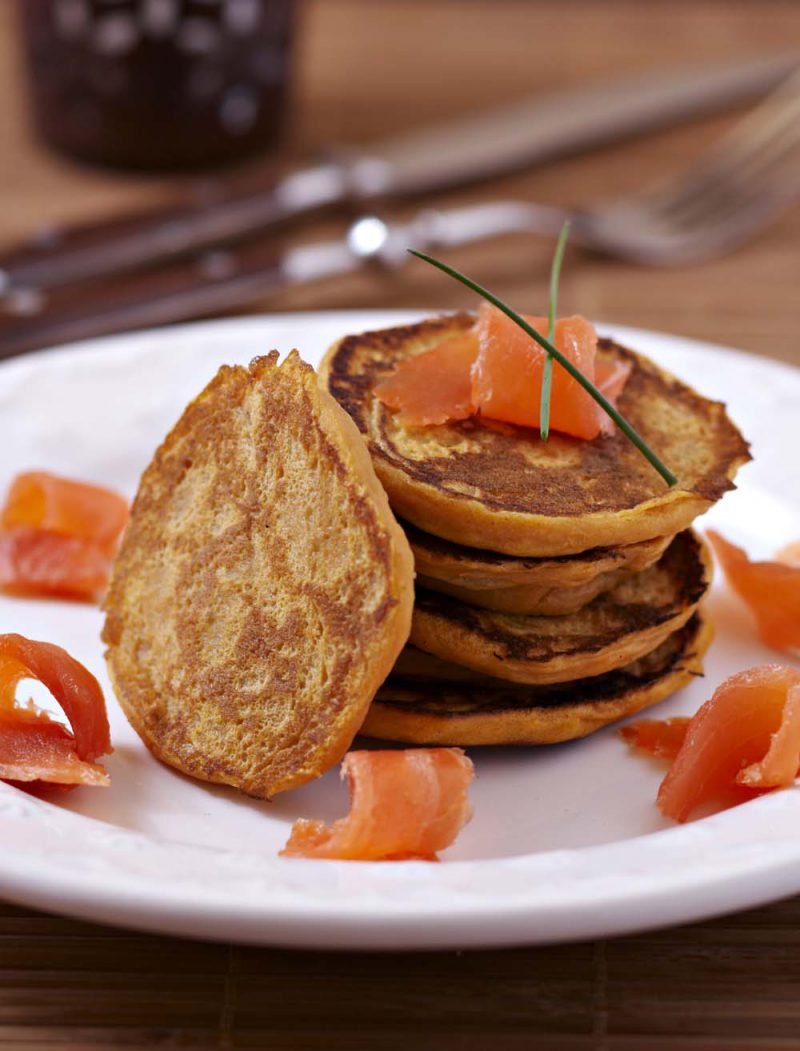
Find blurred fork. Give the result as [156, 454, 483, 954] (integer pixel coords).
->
[380, 66, 800, 267]
[579, 65, 800, 263]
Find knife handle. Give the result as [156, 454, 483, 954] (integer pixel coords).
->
[0, 241, 293, 360]
[0, 199, 570, 360]
[0, 164, 347, 298]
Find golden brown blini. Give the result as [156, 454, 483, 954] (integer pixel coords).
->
[362, 613, 713, 746]
[321, 316, 750, 557]
[408, 531, 712, 686]
[407, 521, 672, 614]
[103, 351, 414, 798]
[407, 520, 672, 591]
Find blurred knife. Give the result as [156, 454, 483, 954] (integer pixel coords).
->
[1, 52, 797, 298]
[0, 174, 788, 360]
[2, 204, 550, 358]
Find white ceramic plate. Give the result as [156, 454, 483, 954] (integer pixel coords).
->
[1, 311, 799, 950]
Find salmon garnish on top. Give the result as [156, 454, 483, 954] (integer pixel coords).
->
[374, 332, 478, 426]
[375, 304, 630, 440]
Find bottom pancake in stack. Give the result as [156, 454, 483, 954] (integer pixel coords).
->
[364, 614, 713, 746]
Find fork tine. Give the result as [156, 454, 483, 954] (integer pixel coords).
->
[587, 69, 800, 264]
[644, 180, 800, 264]
[593, 166, 800, 266]
[694, 162, 800, 231]
[692, 92, 800, 187]
[661, 141, 800, 230]
[713, 67, 800, 157]
[644, 68, 800, 223]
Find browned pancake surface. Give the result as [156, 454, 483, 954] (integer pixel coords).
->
[323, 316, 750, 555]
[410, 530, 711, 684]
[103, 351, 414, 799]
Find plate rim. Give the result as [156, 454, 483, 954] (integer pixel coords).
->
[1, 309, 799, 949]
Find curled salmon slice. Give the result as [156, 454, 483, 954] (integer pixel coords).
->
[2, 472, 128, 555]
[281, 748, 474, 861]
[0, 706, 109, 788]
[374, 332, 478, 426]
[0, 472, 128, 602]
[623, 665, 800, 822]
[0, 633, 111, 789]
[707, 530, 800, 654]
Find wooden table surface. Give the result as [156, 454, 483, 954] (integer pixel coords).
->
[1, 2, 799, 1048]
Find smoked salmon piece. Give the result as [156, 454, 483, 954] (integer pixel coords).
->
[374, 305, 630, 440]
[622, 665, 800, 822]
[473, 305, 610, 440]
[619, 717, 690, 761]
[281, 748, 474, 861]
[0, 633, 111, 789]
[594, 357, 634, 433]
[621, 717, 759, 811]
[0, 706, 109, 788]
[0, 527, 112, 601]
[0, 472, 128, 602]
[374, 332, 478, 426]
[2, 472, 128, 555]
[707, 530, 800, 654]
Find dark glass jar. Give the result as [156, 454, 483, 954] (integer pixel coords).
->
[17, 0, 295, 172]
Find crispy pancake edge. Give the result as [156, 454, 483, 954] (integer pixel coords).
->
[415, 564, 639, 616]
[409, 530, 712, 685]
[406, 521, 672, 589]
[321, 316, 751, 556]
[362, 612, 714, 745]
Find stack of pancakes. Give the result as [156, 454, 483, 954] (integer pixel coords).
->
[322, 315, 751, 746]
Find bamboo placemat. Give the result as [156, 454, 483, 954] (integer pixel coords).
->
[4, 896, 800, 1049]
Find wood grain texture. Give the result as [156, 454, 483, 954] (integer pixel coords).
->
[4, 898, 800, 1049]
[1, 1, 800, 1048]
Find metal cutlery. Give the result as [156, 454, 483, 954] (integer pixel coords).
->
[0, 52, 796, 299]
[354, 69, 800, 268]
[1, 61, 799, 359]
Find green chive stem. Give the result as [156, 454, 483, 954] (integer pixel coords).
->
[540, 221, 570, 442]
[408, 248, 677, 488]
